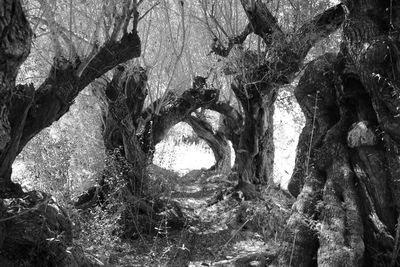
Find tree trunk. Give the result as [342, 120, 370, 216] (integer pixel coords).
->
[0, 0, 33, 196]
[282, 1, 400, 264]
[231, 71, 276, 186]
[209, 101, 243, 168]
[105, 66, 149, 195]
[185, 115, 231, 174]
[209, 1, 345, 194]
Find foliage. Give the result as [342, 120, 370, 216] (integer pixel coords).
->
[14, 127, 74, 203]
[13, 89, 105, 204]
[235, 189, 293, 241]
[71, 153, 186, 265]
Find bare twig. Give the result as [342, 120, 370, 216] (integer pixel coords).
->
[37, 0, 63, 57]
[139, 2, 160, 21]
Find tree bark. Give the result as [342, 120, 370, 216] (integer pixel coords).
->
[77, 70, 220, 208]
[231, 70, 276, 186]
[0, 0, 32, 151]
[185, 114, 231, 174]
[0, 0, 33, 196]
[209, 101, 243, 166]
[282, 1, 400, 264]
[210, 2, 345, 192]
[103, 66, 149, 195]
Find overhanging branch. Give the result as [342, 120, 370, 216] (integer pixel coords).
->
[240, 0, 283, 44]
[289, 3, 345, 60]
[210, 23, 253, 57]
[18, 3, 142, 152]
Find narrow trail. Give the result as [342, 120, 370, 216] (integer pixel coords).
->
[169, 170, 274, 267]
[123, 167, 291, 267]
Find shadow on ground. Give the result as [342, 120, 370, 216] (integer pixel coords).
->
[89, 166, 293, 266]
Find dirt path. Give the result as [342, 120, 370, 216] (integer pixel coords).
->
[108, 167, 291, 266]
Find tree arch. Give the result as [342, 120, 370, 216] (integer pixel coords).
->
[185, 113, 232, 174]
[205, 0, 346, 195]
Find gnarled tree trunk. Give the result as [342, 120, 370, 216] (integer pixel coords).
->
[209, 101, 243, 168]
[185, 114, 231, 174]
[209, 1, 345, 195]
[281, 1, 400, 265]
[231, 70, 276, 186]
[0, 0, 33, 195]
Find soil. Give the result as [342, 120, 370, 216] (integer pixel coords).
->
[80, 166, 293, 266]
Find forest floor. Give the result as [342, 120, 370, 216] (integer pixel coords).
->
[85, 166, 293, 267]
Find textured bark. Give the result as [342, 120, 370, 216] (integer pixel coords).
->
[115, 72, 219, 163]
[185, 115, 231, 174]
[288, 53, 339, 197]
[75, 66, 149, 208]
[0, 0, 32, 150]
[240, 0, 283, 45]
[0, 1, 141, 197]
[231, 70, 276, 186]
[282, 53, 365, 267]
[210, 2, 345, 191]
[0, 0, 33, 195]
[282, 1, 400, 263]
[209, 101, 243, 162]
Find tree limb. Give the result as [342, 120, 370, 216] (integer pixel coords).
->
[142, 82, 220, 148]
[288, 3, 346, 60]
[18, 3, 142, 152]
[240, 0, 283, 44]
[210, 23, 253, 57]
[37, 0, 63, 57]
[208, 101, 243, 151]
[185, 114, 231, 173]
